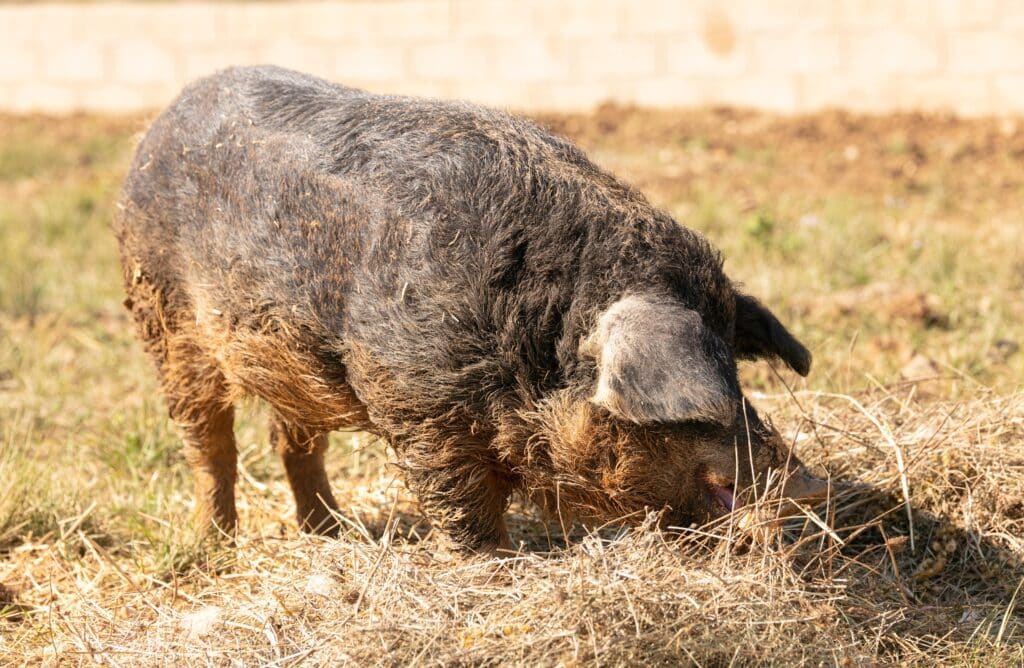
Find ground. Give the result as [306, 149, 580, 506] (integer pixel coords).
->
[0, 106, 1022, 665]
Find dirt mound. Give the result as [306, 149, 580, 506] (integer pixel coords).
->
[795, 282, 945, 326]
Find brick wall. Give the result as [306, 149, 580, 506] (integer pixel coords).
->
[2, 0, 1023, 114]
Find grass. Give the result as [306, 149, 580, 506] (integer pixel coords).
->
[0, 108, 1022, 665]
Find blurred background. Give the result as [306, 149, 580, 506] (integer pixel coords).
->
[2, 0, 1021, 389]
[2, 0, 1023, 114]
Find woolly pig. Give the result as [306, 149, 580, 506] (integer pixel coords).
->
[116, 66, 827, 552]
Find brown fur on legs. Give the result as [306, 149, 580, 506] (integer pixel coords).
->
[403, 438, 514, 555]
[269, 416, 340, 536]
[162, 339, 240, 537]
[158, 340, 239, 537]
[121, 266, 240, 538]
[181, 406, 238, 536]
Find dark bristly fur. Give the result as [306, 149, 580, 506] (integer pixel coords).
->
[116, 66, 826, 551]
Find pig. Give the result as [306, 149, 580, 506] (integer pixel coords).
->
[115, 65, 827, 553]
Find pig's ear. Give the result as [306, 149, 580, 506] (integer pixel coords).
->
[582, 295, 739, 425]
[734, 293, 811, 376]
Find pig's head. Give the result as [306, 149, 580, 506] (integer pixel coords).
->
[528, 292, 827, 527]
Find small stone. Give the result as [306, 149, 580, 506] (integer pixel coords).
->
[305, 573, 341, 598]
[901, 353, 944, 397]
[181, 606, 222, 638]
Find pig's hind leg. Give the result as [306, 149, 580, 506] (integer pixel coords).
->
[269, 415, 340, 536]
[123, 272, 239, 536]
[160, 337, 239, 537]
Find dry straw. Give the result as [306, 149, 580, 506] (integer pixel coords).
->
[2, 390, 1022, 665]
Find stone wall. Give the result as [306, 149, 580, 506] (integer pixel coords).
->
[2, 1, 1022, 114]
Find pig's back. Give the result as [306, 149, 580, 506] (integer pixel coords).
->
[116, 66, 721, 428]
[116, 65, 575, 325]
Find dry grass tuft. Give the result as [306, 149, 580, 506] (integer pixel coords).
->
[2, 391, 1022, 665]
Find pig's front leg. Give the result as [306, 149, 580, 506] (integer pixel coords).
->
[402, 437, 514, 555]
